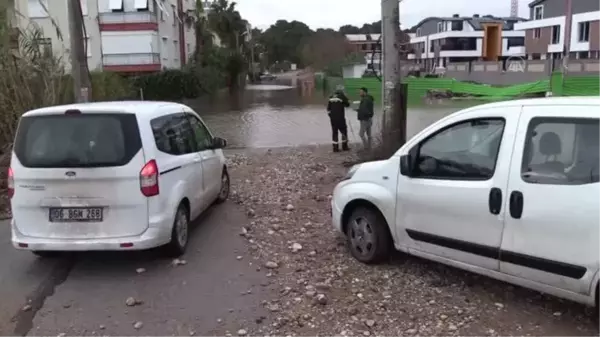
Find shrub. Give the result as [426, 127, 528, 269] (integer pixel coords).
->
[131, 70, 201, 101]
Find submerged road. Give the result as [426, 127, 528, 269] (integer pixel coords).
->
[0, 202, 269, 336]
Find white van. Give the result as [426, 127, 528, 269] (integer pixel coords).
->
[331, 97, 599, 308]
[9, 101, 229, 257]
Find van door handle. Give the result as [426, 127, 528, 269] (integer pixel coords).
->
[488, 187, 502, 215]
[509, 191, 524, 219]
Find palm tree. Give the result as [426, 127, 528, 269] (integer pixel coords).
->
[207, 0, 246, 50]
[206, 0, 247, 91]
[191, 0, 213, 65]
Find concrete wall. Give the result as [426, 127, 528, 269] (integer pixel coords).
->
[401, 59, 600, 86]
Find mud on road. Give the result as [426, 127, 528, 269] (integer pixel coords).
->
[227, 146, 599, 336]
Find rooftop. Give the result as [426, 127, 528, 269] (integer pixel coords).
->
[410, 15, 528, 31]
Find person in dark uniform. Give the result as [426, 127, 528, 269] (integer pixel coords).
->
[326, 85, 350, 152]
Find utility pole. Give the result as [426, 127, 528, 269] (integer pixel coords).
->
[562, 0, 573, 82]
[381, 0, 406, 148]
[68, 0, 91, 102]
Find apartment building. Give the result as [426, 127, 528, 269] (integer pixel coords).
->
[513, 0, 599, 60]
[13, 0, 202, 73]
[345, 34, 382, 70]
[408, 14, 527, 69]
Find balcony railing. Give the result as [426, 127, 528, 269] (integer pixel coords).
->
[102, 53, 160, 66]
[99, 11, 157, 25]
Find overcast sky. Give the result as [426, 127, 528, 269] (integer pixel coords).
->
[235, 0, 533, 31]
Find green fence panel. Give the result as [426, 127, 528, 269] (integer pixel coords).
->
[340, 74, 598, 101]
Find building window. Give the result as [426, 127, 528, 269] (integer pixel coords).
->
[81, 0, 88, 16]
[451, 20, 463, 31]
[416, 28, 421, 37]
[578, 21, 590, 42]
[85, 36, 91, 57]
[507, 37, 524, 48]
[531, 53, 541, 60]
[109, 0, 124, 12]
[28, 0, 48, 18]
[533, 5, 544, 20]
[533, 28, 541, 39]
[437, 22, 444, 33]
[172, 5, 177, 26]
[551, 25, 560, 44]
[578, 51, 589, 59]
[135, 0, 149, 11]
[36, 38, 52, 56]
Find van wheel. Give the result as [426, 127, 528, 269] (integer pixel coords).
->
[164, 204, 189, 257]
[216, 169, 230, 204]
[345, 207, 391, 264]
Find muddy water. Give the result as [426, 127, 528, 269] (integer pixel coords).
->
[187, 85, 480, 148]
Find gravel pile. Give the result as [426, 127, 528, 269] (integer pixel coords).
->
[227, 146, 597, 336]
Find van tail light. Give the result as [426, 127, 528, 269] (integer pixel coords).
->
[140, 160, 159, 197]
[7, 167, 14, 199]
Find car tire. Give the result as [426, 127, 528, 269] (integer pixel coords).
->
[215, 169, 230, 204]
[164, 203, 189, 257]
[345, 206, 391, 264]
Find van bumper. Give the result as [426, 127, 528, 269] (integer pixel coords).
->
[11, 219, 171, 251]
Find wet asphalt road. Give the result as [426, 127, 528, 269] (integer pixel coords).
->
[0, 202, 269, 336]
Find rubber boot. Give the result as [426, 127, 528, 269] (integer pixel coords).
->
[342, 142, 350, 151]
[332, 144, 340, 152]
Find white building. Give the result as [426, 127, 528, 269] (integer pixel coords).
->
[345, 34, 382, 70]
[13, 0, 209, 73]
[407, 14, 528, 69]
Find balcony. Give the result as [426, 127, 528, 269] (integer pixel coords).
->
[102, 53, 161, 72]
[99, 12, 158, 31]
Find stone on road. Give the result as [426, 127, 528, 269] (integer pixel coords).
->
[0, 202, 269, 336]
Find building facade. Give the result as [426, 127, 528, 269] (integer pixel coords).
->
[345, 34, 382, 71]
[13, 0, 204, 73]
[407, 14, 527, 70]
[513, 0, 599, 61]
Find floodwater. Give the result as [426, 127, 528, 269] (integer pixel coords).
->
[186, 84, 481, 148]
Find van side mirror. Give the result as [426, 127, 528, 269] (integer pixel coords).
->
[211, 137, 227, 149]
[400, 154, 414, 177]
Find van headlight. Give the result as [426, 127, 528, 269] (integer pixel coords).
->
[342, 164, 361, 181]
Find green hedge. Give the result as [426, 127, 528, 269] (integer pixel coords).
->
[131, 70, 202, 101]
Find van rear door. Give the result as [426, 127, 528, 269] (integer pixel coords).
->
[11, 111, 149, 239]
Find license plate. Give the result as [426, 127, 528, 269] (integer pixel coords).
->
[49, 207, 103, 222]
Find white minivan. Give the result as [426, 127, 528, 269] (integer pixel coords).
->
[9, 101, 229, 257]
[332, 97, 599, 308]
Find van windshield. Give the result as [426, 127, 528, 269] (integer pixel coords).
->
[13, 113, 142, 168]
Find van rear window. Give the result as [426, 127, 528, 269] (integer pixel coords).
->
[13, 113, 142, 168]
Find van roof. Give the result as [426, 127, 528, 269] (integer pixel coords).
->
[472, 96, 600, 109]
[22, 101, 188, 118]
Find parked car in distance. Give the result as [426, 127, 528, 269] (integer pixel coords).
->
[259, 72, 276, 81]
[9, 101, 230, 257]
[331, 97, 599, 308]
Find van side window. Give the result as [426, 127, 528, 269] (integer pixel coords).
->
[415, 118, 505, 180]
[521, 117, 598, 185]
[187, 114, 213, 151]
[151, 114, 196, 155]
